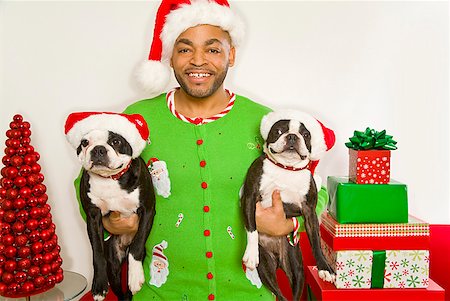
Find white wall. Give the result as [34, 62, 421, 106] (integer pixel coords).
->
[1, 0, 448, 288]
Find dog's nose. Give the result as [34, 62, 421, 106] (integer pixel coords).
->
[91, 145, 107, 157]
[286, 134, 297, 143]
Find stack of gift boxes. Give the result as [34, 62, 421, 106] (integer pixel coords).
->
[321, 128, 432, 290]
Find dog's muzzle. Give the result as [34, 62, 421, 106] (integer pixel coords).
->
[90, 145, 110, 166]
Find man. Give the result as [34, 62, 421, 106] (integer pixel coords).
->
[76, 0, 328, 300]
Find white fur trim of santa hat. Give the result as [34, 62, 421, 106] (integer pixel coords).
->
[135, 0, 245, 98]
[260, 110, 335, 161]
[64, 112, 149, 159]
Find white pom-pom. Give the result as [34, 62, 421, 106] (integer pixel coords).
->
[135, 60, 171, 99]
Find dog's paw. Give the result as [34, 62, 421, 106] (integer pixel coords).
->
[92, 292, 108, 301]
[318, 270, 336, 283]
[128, 254, 145, 294]
[243, 246, 259, 270]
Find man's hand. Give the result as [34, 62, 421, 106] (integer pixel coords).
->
[255, 190, 294, 236]
[102, 211, 139, 236]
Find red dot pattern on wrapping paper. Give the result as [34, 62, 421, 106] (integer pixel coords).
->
[350, 150, 391, 184]
[356, 156, 390, 184]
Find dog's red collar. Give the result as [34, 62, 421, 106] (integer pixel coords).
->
[265, 154, 311, 171]
[109, 161, 132, 180]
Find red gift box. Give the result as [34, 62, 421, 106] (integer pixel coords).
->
[320, 223, 430, 251]
[306, 266, 445, 301]
[349, 149, 391, 184]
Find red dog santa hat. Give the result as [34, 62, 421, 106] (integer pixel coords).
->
[135, 0, 245, 97]
[260, 110, 335, 173]
[64, 112, 149, 159]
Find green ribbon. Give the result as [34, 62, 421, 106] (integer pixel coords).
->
[371, 250, 387, 288]
[345, 127, 398, 150]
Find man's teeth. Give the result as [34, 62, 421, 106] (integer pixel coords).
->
[189, 73, 210, 78]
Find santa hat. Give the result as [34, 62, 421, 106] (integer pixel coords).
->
[64, 112, 149, 158]
[260, 110, 335, 162]
[152, 240, 169, 264]
[135, 0, 245, 98]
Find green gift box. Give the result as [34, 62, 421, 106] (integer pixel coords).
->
[327, 176, 408, 224]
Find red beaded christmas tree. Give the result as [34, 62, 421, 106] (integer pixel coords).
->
[0, 114, 63, 297]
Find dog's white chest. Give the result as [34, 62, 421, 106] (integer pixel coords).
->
[88, 175, 140, 216]
[259, 160, 311, 208]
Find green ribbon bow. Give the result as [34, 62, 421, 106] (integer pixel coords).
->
[345, 127, 397, 150]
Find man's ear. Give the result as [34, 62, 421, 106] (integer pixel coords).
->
[228, 46, 236, 67]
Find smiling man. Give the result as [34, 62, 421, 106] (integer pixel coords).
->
[76, 0, 329, 300]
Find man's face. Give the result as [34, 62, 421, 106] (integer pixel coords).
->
[171, 24, 235, 98]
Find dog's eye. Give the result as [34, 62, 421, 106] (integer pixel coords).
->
[111, 139, 121, 146]
[277, 130, 282, 135]
[81, 139, 89, 147]
[302, 132, 310, 138]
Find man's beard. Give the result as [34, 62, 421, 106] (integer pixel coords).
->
[174, 65, 229, 98]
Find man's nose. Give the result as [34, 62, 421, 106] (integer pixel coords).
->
[190, 50, 206, 66]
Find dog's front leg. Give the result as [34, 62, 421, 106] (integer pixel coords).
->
[241, 156, 264, 270]
[86, 208, 109, 301]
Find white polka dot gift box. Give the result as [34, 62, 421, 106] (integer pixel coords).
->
[345, 128, 397, 184]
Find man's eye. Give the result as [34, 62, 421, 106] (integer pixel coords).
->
[208, 49, 220, 54]
[81, 139, 89, 147]
[178, 48, 190, 53]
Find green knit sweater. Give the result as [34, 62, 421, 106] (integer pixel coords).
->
[75, 94, 329, 300]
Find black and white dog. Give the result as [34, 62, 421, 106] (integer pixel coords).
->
[241, 110, 335, 301]
[65, 112, 155, 301]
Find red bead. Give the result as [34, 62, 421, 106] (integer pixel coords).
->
[10, 155, 23, 166]
[2, 272, 14, 284]
[13, 114, 23, 123]
[43, 240, 55, 252]
[19, 165, 32, 177]
[47, 274, 56, 286]
[0, 283, 7, 295]
[208, 294, 215, 300]
[40, 229, 52, 241]
[31, 163, 41, 174]
[15, 271, 27, 283]
[28, 266, 40, 278]
[25, 145, 34, 154]
[22, 129, 31, 138]
[204, 230, 210, 236]
[22, 281, 35, 293]
[32, 184, 46, 196]
[206, 252, 213, 258]
[51, 262, 61, 273]
[13, 198, 26, 209]
[4, 260, 17, 272]
[31, 242, 43, 254]
[201, 182, 208, 189]
[3, 210, 16, 223]
[40, 264, 52, 275]
[196, 139, 204, 145]
[200, 160, 207, 167]
[26, 219, 39, 230]
[1, 178, 13, 189]
[9, 122, 19, 129]
[12, 221, 25, 233]
[55, 272, 64, 283]
[14, 176, 27, 187]
[18, 246, 31, 258]
[5, 147, 16, 156]
[5, 188, 18, 200]
[15, 234, 28, 246]
[29, 207, 42, 219]
[1, 223, 11, 234]
[27, 174, 40, 186]
[7, 282, 20, 294]
[19, 187, 32, 198]
[0, 255, 5, 267]
[21, 137, 31, 146]
[24, 154, 37, 165]
[32, 254, 43, 266]
[17, 258, 31, 270]
[2, 155, 11, 166]
[207, 272, 213, 280]
[203, 206, 210, 212]
[2, 234, 14, 246]
[16, 147, 27, 156]
[29, 230, 41, 242]
[5, 167, 19, 179]
[16, 210, 29, 222]
[43, 253, 53, 264]
[39, 217, 51, 229]
[28, 196, 39, 207]
[4, 246, 17, 258]
[21, 121, 30, 129]
[34, 276, 45, 288]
